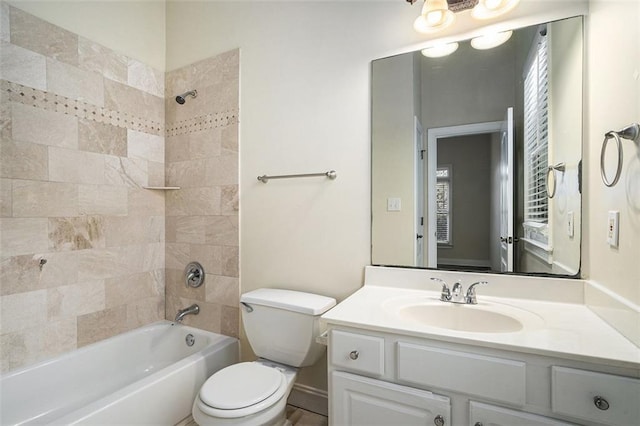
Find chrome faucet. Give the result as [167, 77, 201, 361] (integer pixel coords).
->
[431, 277, 452, 301]
[430, 278, 488, 304]
[464, 281, 488, 304]
[175, 304, 200, 322]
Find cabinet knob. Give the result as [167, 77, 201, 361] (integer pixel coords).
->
[593, 395, 610, 411]
[349, 350, 359, 360]
[434, 414, 445, 426]
[474, 423, 483, 426]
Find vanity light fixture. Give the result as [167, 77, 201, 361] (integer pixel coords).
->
[470, 30, 513, 49]
[409, 0, 521, 34]
[413, 0, 456, 33]
[471, 0, 521, 20]
[421, 42, 459, 58]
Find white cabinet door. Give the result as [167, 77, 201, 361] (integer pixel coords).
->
[331, 371, 451, 426]
[469, 401, 575, 426]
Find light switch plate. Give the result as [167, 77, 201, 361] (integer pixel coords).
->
[567, 211, 574, 238]
[607, 211, 619, 248]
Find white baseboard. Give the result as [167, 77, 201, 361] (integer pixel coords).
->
[287, 383, 328, 417]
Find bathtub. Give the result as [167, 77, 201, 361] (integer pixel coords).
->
[0, 321, 238, 425]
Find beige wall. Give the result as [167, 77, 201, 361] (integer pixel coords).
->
[0, 4, 165, 372]
[584, 0, 640, 345]
[437, 134, 492, 267]
[6, 0, 166, 71]
[371, 53, 417, 266]
[420, 41, 516, 130]
[164, 50, 240, 338]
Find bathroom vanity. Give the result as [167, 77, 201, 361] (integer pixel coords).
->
[322, 267, 640, 426]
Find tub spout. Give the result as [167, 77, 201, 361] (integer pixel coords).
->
[175, 304, 199, 322]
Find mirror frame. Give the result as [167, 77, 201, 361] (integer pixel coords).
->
[370, 15, 585, 279]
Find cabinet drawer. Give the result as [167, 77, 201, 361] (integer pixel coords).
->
[470, 401, 575, 426]
[551, 366, 640, 425]
[397, 342, 526, 406]
[330, 330, 384, 376]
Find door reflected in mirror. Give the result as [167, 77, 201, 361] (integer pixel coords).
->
[371, 16, 582, 276]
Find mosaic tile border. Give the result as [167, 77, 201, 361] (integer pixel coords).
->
[2, 80, 239, 138]
[165, 110, 239, 137]
[1, 79, 164, 136]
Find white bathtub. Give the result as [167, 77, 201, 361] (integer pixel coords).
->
[0, 321, 238, 425]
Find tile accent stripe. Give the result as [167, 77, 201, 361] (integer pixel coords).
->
[1, 79, 164, 136]
[165, 111, 239, 137]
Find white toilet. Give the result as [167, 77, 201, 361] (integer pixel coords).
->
[192, 288, 336, 426]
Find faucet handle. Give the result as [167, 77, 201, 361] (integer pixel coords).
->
[465, 281, 488, 304]
[431, 278, 451, 301]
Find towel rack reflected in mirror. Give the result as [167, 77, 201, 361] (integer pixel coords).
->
[546, 163, 566, 199]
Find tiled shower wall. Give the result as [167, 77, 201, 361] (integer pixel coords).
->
[164, 51, 240, 338]
[0, 4, 166, 372]
[0, 4, 240, 373]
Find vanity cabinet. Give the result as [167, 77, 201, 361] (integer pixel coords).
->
[327, 327, 640, 426]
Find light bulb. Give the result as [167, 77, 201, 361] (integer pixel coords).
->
[470, 30, 513, 50]
[472, 0, 520, 20]
[484, 0, 505, 10]
[414, 0, 455, 34]
[426, 10, 444, 26]
[421, 42, 459, 58]
[413, 0, 455, 33]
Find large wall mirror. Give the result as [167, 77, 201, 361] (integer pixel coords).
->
[372, 16, 582, 277]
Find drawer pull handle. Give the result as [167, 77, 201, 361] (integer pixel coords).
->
[349, 350, 359, 360]
[434, 414, 445, 426]
[594, 395, 610, 411]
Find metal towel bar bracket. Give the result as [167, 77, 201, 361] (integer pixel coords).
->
[546, 162, 566, 199]
[257, 170, 337, 183]
[600, 123, 640, 187]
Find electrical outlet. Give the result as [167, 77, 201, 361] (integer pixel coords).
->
[387, 197, 401, 212]
[607, 211, 619, 248]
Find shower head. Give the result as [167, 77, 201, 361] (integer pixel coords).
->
[175, 90, 197, 105]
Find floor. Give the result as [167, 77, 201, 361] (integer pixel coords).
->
[177, 405, 328, 426]
[285, 405, 328, 426]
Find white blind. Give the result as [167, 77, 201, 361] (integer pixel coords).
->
[436, 166, 451, 245]
[524, 31, 549, 224]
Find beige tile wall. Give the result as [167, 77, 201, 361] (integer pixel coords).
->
[164, 50, 240, 338]
[0, 5, 166, 372]
[0, 5, 241, 373]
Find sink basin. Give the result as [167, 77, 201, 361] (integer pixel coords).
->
[397, 304, 523, 333]
[382, 295, 543, 334]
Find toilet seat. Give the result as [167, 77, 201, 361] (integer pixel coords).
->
[196, 362, 288, 419]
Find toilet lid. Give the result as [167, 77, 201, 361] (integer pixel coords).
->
[199, 362, 285, 410]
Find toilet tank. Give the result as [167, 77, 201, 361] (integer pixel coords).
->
[240, 289, 336, 367]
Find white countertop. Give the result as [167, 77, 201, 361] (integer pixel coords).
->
[322, 284, 640, 370]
